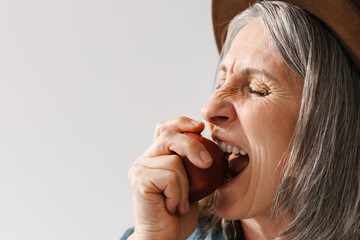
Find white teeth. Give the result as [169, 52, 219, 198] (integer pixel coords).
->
[216, 141, 247, 155]
[232, 146, 240, 154]
[220, 142, 227, 152]
[226, 145, 232, 153]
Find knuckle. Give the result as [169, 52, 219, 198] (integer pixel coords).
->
[157, 126, 168, 137]
[176, 116, 188, 122]
[167, 171, 179, 185]
[154, 121, 167, 139]
[157, 129, 172, 144]
[185, 136, 198, 149]
[128, 174, 139, 190]
[175, 116, 192, 126]
[155, 120, 166, 131]
[127, 167, 139, 186]
[127, 160, 144, 186]
[137, 183, 149, 196]
[129, 173, 151, 196]
[168, 154, 183, 167]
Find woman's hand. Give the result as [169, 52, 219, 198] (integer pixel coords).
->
[127, 117, 213, 240]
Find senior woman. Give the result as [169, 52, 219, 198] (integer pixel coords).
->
[122, 0, 360, 239]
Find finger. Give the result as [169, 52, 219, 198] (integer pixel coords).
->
[146, 168, 182, 215]
[129, 155, 190, 215]
[129, 166, 181, 215]
[153, 117, 205, 141]
[139, 155, 191, 214]
[143, 129, 212, 168]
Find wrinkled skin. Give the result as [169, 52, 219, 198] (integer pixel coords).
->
[127, 117, 211, 240]
[127, 18, 303, 240]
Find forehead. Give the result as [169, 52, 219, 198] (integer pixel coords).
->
[221, 18, 292, 79]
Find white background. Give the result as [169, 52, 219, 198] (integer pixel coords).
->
[0, 0, 218, 239]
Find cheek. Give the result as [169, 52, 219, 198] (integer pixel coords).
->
[241, 100, 299, 191]
[239, 100, 299, 153]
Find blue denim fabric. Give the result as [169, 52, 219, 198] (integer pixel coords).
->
[120, 227, 224, 240]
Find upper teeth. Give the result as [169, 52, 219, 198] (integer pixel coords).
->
[216, 141, 247, 156]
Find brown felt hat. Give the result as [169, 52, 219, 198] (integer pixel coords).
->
[212, 0, 360, 70]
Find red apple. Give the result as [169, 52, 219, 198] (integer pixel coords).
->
[182, 132, 228, 202]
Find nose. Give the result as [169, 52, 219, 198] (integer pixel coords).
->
[201, 90, 236, 127]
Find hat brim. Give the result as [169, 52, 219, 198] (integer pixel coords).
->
[212, 0, 360, 70]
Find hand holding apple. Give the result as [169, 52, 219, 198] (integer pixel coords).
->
[182, 132, 228, 202]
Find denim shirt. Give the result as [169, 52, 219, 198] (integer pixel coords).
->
[120, 227, 225, 240]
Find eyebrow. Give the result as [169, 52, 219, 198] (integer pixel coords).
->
[219, 65, 280, 83]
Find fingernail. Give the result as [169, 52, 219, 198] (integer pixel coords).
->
[200, 150, 212, 163]
[169, 206, 176, 215]
[184, 200, 190, 212]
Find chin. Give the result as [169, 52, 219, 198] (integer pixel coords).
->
[214, 207, 240, 221]
[213, 192, 242, 220]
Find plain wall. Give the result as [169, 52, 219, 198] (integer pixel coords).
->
[0, 0, 218, 239]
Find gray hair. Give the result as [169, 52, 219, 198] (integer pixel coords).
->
[199, 1, 360, 240]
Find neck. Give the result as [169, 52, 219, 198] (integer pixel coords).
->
[241, 213, 291, 240]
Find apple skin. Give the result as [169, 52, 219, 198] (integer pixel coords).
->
[182, 132, 228, 202]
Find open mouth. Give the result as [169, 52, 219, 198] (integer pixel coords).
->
[216, 140, 250, 184]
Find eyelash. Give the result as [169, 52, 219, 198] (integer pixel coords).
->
[215, 83, 270, 97]
[248, 86, 269, 96]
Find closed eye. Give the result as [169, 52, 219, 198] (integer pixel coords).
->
[249, 87, 269, 96]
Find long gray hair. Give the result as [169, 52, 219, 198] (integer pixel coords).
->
[198, 1, 360, 240]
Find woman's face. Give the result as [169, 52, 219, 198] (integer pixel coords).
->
[201, 18, 303, 220]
